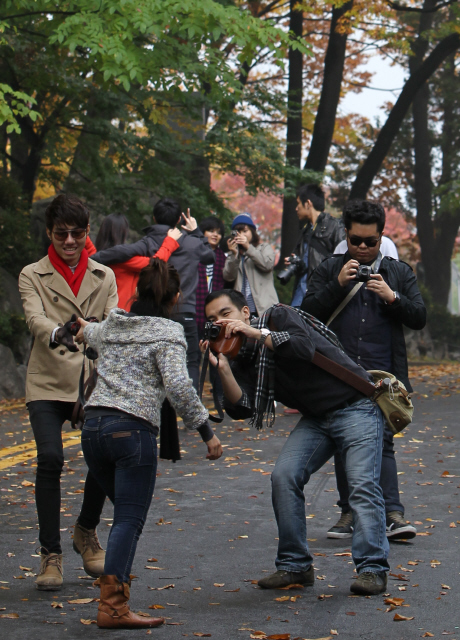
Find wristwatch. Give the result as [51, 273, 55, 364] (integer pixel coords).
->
[386, 290, 400, 305]
[259, 328, 271, 346]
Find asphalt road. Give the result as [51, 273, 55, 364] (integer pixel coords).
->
[0, 366, 459, 640]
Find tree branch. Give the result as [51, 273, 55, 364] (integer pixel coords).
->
[349, 32, 460, 199]
[386, 0, 457, 12]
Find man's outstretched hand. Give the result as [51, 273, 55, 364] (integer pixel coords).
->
[55, 314, 79, 352]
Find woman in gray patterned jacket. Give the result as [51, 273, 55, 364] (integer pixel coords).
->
[75, 259, 222, 630]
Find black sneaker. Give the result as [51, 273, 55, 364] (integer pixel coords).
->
[386, 511, 416, 540]
[327, 511, 353, 539]
[350, 571, 387, 595]
[257, 567, 314, 589]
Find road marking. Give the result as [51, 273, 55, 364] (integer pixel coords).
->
[0, 432, 82, 471]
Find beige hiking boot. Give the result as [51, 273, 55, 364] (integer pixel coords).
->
[73, 522, 105, 578]
[35, 552, 63, 591]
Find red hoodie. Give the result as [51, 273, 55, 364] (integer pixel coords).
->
[86, 236, 179, 311]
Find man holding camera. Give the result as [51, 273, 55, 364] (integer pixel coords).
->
[202, 290, 390, 596]
[284, 184, 344, 307]
[302, 199, 426, 541]
[19, 195, 118, 590]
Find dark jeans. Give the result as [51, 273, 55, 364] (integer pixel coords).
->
[174, 312, 200, 391]
[334, 422, 404, 515]
[28, 400, 106, 555]
[81, 416, 158, 583]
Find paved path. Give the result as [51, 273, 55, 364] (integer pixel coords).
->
[0, 366, 459, 639]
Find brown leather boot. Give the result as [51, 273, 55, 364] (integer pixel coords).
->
[73, 522, 105, 578]
[35, 553, 63, 591]
[97, 575, 165, 629]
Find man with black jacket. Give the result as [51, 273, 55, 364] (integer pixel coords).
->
[302, 199, 426, 541]
[288, 184, 345, 307]
[91, 198, 215, 389]
[202, 290, 390, 596]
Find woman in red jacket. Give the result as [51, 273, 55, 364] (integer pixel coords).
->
[85, 214, 181, 310]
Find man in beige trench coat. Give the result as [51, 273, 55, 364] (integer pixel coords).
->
[19, 194, 118, 591]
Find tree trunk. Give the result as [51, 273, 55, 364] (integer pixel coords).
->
[349, 32, 460, 199]
[304, 1, 354, 173]
[280, 0, 303, 262]
[421, 54, 460, 305]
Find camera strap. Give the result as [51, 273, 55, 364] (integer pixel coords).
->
[326, 252, 382, 326]
[198, 345, 225, 423]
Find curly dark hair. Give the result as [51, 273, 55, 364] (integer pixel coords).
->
[342, 199, 386, 233]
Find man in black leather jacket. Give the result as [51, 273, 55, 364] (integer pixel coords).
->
[289, 184, 345, 307]
[302, 199, 426, 541]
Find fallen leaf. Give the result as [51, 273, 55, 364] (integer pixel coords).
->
[384, 598, 404, 606]
[224, 588, 240, 592]
[51, 602, 63, 609]
[422, 634, 434, 638]
[21, 481, 34, 487]
[145, 566, 165, 570]
[0, 613, 19, 619]
[266, 635, 291, 640]
[250, 633, 268, 639]
[147, 558, 158, 562]
[80, 619, 96, 625]
[148, 584, 174, 590]
[163, 488, 181, 493]
[346, 612, 356, 616]
[213, 583, 224, 587]
[148, 605, 165, 610]
[278, 584, 304, 590]
[331, 631, 338, 637]
[441, 584, 451, 590]
[67, 598, 94, 604]
[274, 596, 290, 602]
[193, 634, 211, 638]
[393, 613, 414, 621]
[317, 594, 333, 600]
[334, 552, 352, 557]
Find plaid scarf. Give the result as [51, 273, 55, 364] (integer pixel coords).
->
[246, 304, 344, 431]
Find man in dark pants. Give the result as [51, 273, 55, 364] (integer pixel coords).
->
[202, 290, 390, 596]
[19, 195, 118, 590]
[92, 198, 215, 390]
[302, 199, 426, 540]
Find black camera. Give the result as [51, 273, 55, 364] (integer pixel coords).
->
[277, 254, 306, 285]
[204, 321, 221, 341]
[230, 230, 238, 239]
[355, 265, 373, 282]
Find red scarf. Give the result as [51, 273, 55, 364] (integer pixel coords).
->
[48, 244, 89, 296]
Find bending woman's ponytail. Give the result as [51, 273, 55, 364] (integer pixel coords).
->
[130, 258, 181, 318]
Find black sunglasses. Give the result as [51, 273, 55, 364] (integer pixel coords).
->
[348, 234, 381, 248]
[52, 228, 87, 241]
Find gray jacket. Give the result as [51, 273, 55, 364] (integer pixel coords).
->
[92, 225, 215, 314]
[84, 309, 209, 430]
[223, 243, 279, 315]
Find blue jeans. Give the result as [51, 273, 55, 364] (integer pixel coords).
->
[81, 416, 158, 583]
[334, 422, 404, 514]
[271, 399, 389, 575]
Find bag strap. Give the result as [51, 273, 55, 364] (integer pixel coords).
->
[198, 345, 224, 423]
[326, 252, 383, 326]
[326, 281, 363, 326]
[312, 351, 376, 397]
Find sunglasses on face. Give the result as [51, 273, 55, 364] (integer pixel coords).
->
[52, 228, 87, 241]
[348, 234, 381, 248]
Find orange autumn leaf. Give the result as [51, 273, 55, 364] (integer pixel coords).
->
[394, 613, 414, 621]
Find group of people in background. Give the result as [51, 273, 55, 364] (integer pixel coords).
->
[18, 183, 426, 630]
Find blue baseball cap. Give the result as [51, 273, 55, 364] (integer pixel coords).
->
[231, 213, 256, 230]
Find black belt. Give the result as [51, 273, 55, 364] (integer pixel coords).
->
[332, 392, 367, 412]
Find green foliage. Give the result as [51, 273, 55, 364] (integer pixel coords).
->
[0, 178, 39, 275]
[0, 311, 28, 361]
[0, 83, 40, 133]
